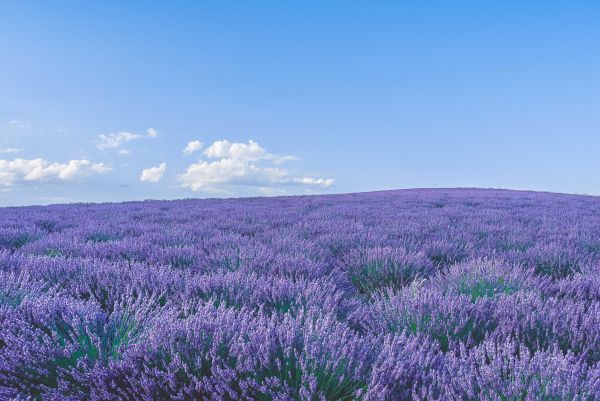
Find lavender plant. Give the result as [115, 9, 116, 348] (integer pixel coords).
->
[0, 188, 599, 400]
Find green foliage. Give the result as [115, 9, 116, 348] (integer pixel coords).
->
[458, 277, 520, 302]
[349, 262, 404, 295]
[45, 247, 64, 258]
[0, 288, 26, 308]
[248, 352, 367, 401]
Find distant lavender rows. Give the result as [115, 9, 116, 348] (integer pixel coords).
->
[0, 189, 599, 400]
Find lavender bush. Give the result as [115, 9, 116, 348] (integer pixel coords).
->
[1, 188, 599, 400]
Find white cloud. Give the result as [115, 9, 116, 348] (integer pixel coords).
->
[203, 139, 297, 163]
[204, 140, 267, 161]
[293, 177, 336, 187]
[96, 132, 143, 150]
[178, 139, 333, 193]
[89, 163, 112, 173]
[96, 128, 158, 153]
[183, 140, 203, 155]
[0, 158, 111, 187]
[140, 162, 166, 182]
[178, 158, 266, 191]
[7, 120, 31, 129]
[0, 148, 22, 154]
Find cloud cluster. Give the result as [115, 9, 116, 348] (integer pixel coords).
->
[178, 140, 333, 193]
[140, 163, 167, 182]
[96, 128, 158, 154]
[3, 122, 334, 198]
[0, 158, 111, 187]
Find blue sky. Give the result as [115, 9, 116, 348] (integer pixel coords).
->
[1, 1, 599, 206]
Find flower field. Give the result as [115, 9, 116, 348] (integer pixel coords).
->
[1, 188, 599, 400]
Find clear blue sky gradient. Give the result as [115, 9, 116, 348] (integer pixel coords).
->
[1, 1, 599, 205]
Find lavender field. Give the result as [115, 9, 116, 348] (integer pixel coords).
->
[1, 188, 599, 400]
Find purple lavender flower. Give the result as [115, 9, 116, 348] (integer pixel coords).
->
[0, 189, 599, 399]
